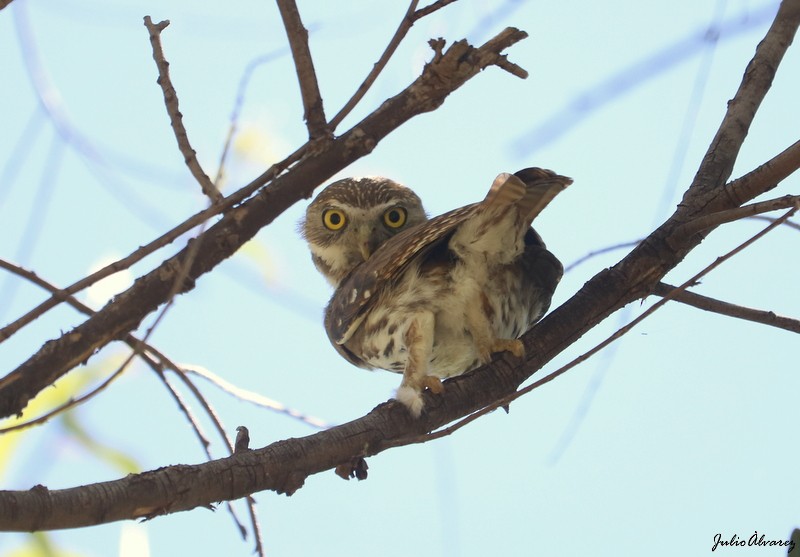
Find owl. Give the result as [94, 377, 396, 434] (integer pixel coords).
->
[301, 168, 571, 416]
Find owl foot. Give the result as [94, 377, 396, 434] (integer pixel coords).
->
[476, 338, 525, 365]
[491, 338, 525, 359]
[396, 376, 443, 417]
[422, 375, 444, 394]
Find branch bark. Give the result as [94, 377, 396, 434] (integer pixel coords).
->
[653, 282, 800, 334]
[0, 28, 530, 419]
[276, 0, 329, 139]
[144, 17, 223, 203]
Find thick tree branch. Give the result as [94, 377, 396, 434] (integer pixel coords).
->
[276, 0, 329, 139]
[143, 17, 223, 203]
[0, 28, 530, 419]
[653, 282, 800, 334]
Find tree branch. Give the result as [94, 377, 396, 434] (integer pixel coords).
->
[0, 28, 530, 419]
[675, 193, 800, 239]
[329, 1, 420, 130]
[653, 282, 800, 334]
[681, 0, 800, 209]
[275, 0, 329, 139]
[143, 17, 223, 203]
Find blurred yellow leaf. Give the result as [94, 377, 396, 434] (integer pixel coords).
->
[0, 353, 136, 479]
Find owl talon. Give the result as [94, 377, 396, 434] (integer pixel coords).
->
[422, 376, 444, 394]
[492, 338, 525, 359]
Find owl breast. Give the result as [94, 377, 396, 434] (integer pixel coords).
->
[343, 250, 549, 378]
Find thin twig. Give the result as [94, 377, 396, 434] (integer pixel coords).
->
[676, 193, 800, 239]
[329, 0, 464, 130]
[329, 1, 419, 129]
[564, 239, 642, 272]
[653, 282, 800, 334]
[391, 205, 798, 447]
[414, 0, 459, 20]
[747, 214, 800, 231]
[186, 366, 330, 429]
[275, 0, 328, 139]
[144, 17, 223, 203]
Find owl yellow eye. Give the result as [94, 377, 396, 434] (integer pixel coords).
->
[383, 207, 407, 229]
[322, 209, 347, 231]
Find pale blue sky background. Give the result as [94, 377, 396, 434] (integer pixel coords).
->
[1, 1, 798, 556]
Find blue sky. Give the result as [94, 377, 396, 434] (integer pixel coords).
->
[1, 1, 798, 556]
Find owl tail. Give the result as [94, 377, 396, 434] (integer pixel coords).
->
[483, 168, 572, 226]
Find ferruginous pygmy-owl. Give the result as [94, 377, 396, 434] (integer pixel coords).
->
[301, 168, 571, 416]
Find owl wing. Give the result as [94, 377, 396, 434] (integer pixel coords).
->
[325, 202, 480, 346]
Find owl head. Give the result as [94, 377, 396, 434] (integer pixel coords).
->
[301, 177, 427, 287]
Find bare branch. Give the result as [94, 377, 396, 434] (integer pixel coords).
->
[275, 0, 329, 139]
[653, 282, 800, 334]
[143, 16, 223, 203]
[413, 0, 459, 20]
[676, 193, 800, 239]
[748, 214, 800, 231]
[564, 239, 642, 273]
[726, 138, 800, 204]
[329, 1, 418, 130]
[681, 0, 800, 208]
[329, 0, 470, 130]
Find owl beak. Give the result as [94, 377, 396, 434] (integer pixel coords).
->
[357, 227, 378, 261]
[360, 242, 372, 261]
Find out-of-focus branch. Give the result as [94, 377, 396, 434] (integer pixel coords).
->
[653, 282, 800, 334]
[276, 0, 328, 139]
[144, 17, 223, 203]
